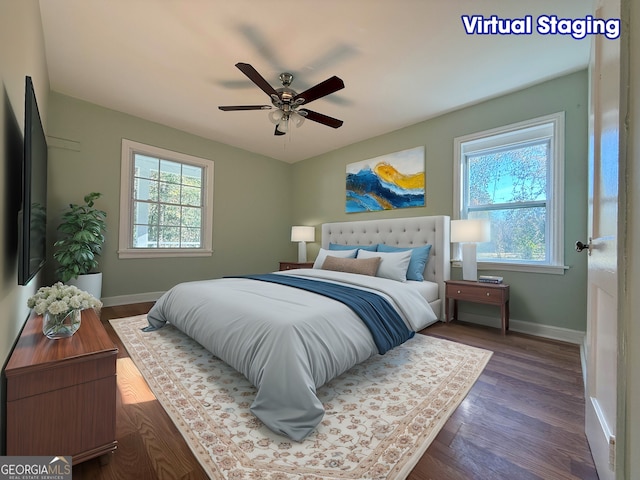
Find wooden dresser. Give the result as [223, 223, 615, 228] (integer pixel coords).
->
[5, 308, 118, 464]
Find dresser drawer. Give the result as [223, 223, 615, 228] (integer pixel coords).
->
[6, 353, 116, 401]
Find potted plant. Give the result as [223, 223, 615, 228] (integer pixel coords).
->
[53, 192, 107, 299]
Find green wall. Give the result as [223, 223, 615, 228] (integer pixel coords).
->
[291, 70, 589, 332]
[46, 92, 293, 299]
[0, 0, 50, 454]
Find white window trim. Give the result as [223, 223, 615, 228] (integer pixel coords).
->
[452, 112, 566, 274]
[118, 139, 214, 259]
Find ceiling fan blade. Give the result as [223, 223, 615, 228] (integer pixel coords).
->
[298, 109, 343, 128]
[218, 105, 272, 111]
[235, 62, 279, 97]
[274, 125, 286, 136]
[293, 76, 345, 105]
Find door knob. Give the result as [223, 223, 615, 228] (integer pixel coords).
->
[576, 239, 592, 255]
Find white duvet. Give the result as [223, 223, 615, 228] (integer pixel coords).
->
[146, 268, 437, 440]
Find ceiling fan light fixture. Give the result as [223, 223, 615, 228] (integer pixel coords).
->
[278, 114, 290, 133]
[268, 109, 283, 124]
[292, 113, 305, 128]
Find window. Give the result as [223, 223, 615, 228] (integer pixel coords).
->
[453, 112, 565, 273]
[119, 139, 214, 259]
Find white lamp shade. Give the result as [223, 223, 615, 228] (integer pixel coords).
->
[291, 226, 315, 242]
[450, 219, 491, 243]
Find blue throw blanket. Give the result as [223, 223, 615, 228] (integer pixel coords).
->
[232, 274, 414, 354]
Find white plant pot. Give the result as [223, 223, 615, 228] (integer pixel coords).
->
[68, 272, 103, 300]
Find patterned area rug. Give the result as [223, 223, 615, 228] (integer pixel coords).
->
[111, 315, 492, 480]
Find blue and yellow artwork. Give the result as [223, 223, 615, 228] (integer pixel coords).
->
[346, 146, 425, 213]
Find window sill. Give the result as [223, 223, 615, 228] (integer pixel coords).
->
[451, 260, 569, 275]
[118, 248, 213, 259]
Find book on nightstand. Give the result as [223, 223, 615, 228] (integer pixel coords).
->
[479, 275, 504, 284]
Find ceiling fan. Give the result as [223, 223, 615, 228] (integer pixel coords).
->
[218, 62, 345, 136]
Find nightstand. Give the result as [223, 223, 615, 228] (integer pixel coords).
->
[445, 280, 510, 335]
[279, 261, 314, 271]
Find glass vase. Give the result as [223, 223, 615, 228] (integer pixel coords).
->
[42, 309, 82, 339]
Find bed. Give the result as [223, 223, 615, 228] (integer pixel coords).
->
[146, 215, 450, 441]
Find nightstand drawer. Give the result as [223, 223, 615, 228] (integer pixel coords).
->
[279, 261, 314, 271]
[446, 283, 506, 305]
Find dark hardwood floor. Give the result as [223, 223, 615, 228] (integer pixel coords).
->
[73, 303, 597, 479]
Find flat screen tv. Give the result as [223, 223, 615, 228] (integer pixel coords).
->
[18, 76, 47, 285]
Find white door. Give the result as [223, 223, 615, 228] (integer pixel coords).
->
[584, 0, 621, 478]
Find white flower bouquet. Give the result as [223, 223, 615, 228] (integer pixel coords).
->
[27, 282, 103, 316]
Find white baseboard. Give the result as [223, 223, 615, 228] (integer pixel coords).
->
[456, 312, 586, 345]
[101, 291, 165, 308]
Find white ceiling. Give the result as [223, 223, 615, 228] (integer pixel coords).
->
[39, 0, 593, 163]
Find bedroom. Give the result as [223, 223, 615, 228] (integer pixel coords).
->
[0, 0, 638, 479]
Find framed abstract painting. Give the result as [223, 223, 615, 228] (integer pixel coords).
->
[346, 146, 425, 213]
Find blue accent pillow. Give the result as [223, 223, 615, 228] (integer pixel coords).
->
[329, 243, 378, 252]
[376, 244, 432, 281]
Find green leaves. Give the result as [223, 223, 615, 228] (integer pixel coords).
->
[84, 191, 102, 208]
[53, 192, 107, 282]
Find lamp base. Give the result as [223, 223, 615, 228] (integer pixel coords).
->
[297, 241, 307, 263]
[461, 243, 478, 281]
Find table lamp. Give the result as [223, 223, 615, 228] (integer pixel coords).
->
[450, 219, 491, 281]
[291, 226, 315, 263]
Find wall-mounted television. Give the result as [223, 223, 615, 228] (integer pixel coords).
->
[18, 76, 47, 285]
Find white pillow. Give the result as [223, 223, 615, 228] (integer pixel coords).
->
[313, 248, 358, 269]
[357, 249, 412, 282]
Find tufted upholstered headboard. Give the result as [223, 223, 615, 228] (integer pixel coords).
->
[321, 215, 451, 320]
